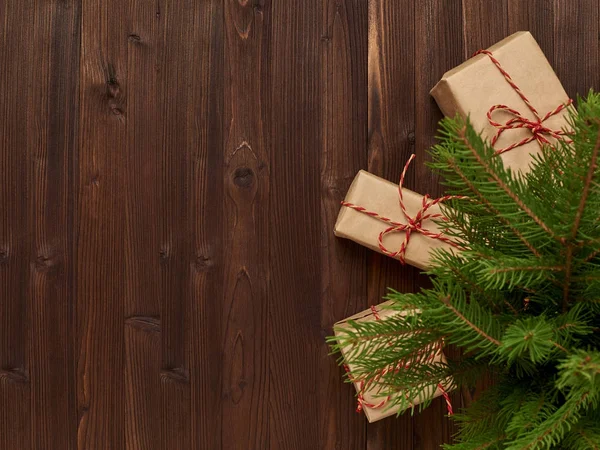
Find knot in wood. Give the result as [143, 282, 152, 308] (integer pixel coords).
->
[128, 34, 141, 43]
[194, 255, 214, 271]
[233, 167, 254, 188]
[35, 253, 59, 272]
[106, 78, 120, 98]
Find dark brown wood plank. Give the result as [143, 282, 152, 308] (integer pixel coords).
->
[77, 0, 128, 447]
[319, 0, 368, 448]
[366, 0, 416, 448]
[554, 0, 600, 97]
[188, 1, 225, 448]
[0, 1, 32, 446]
[414, 0, 464, 448]
[462, 0, 508, 56]
[156, 2, 194, 448]
[125, 317, 161, 450]
[0, 0, 80, 448]
[28, 1, 80, 448]
[267, 1, 322, 448]
[507, 0, 555, 58]
[123, 1, 163, 448]
[222, 1, 270, 448]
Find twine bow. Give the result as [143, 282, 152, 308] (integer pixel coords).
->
[341, 155, 463, 264]
[345, 305, 454, 416]
[473, 49, 573, 155]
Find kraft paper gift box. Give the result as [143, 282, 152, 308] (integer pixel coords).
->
[431, 31, 572, 173]
[334, 301, 453, 423]
[333, 170, 458, 270]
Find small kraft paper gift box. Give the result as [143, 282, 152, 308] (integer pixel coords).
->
[334, 156, 462, 270]
[334, 302, 453, 423]
[431, 31, 572, 173]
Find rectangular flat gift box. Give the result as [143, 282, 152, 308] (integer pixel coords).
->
[431, 31, 571, 173]
[334, 302, 452, 422]
[334, 170, 455, 270]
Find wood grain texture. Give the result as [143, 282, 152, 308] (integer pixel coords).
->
[124, 0, 163, 447]
[553, 0, 600, 97]
[0, 0, 80, 449]
[222, 0, 269, 448]
[2, 1, 600, 449]
[188, 1, 224, 449]
[320, 0, 368, 448]
[156, 1, 193, 447]
[367, 1, 416, 448]
[28, 1, 80, 448]
[0, 0, 29, 379]
[508, 0, 555, 56]
[77, 0, 128, 447]
[414, 1, 464, 448]
[267, 1, 322, 449]
[1, 1, 34, 449]
[462, 0, 508, 55]
[125, 316, 161, 450]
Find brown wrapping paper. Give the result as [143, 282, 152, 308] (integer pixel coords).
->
[333, 170, 455, 270]
[431, 31, 570, 173]
[334, 302, 452, 423]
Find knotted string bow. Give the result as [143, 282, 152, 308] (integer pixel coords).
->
[473, 49, 573, 155]
[345, 305, 454, 416]
[341, 155, 464, 264]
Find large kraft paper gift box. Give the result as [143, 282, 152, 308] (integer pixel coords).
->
[333, 169, 459, 270]
[431, 31, 572, 173]
[334, 301, 453, 423]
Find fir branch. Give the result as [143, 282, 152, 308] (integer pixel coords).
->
[564, 246, 574, 312]
[565, 120, 600, 310]
[584, 248, 600, 263]
[446, 157, 542, 257]
[447, 435, 507, 450]
[571, 119, 600, 240]
[491, 265, 564, 274]
[456, 126, 559, 241]
[474, 437, 506, 450]
[438, 259, 515, 315]
[508, 393, 591, 450]
[551, 341, 569, 354]
[575, 429, 600, 450]
[439, 295, 501, 347]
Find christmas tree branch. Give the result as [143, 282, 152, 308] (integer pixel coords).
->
[564, 246, 574, 312]
[456, 126, 559, 241]
[564, 121, 600, 310]
[446, 157, 542, 257]
[584, 248, 600, 263]
[574, 429, 600, 450]
[571, 120, 600, 240]
[440, 295, 501, 346]
[510, 393, 591, 450]
[490, 265, 564, 274]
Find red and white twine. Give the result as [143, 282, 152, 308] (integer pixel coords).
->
[341, 155, 464, 265]
[345, 305, 454, 416]
[473, 49, 573, 155]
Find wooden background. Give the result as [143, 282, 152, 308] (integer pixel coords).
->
[1, 0, 599, 448]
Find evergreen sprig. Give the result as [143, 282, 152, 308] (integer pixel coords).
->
[329, 92, 600, 449]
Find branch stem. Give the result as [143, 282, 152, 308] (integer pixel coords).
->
[440, 295, 501, 346]
[457, 127, 559, 241]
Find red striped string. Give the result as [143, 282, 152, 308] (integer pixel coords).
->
[341, 155, 465, 264]
[345, 305, 454, 416]
[473, 49, 573, 155]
